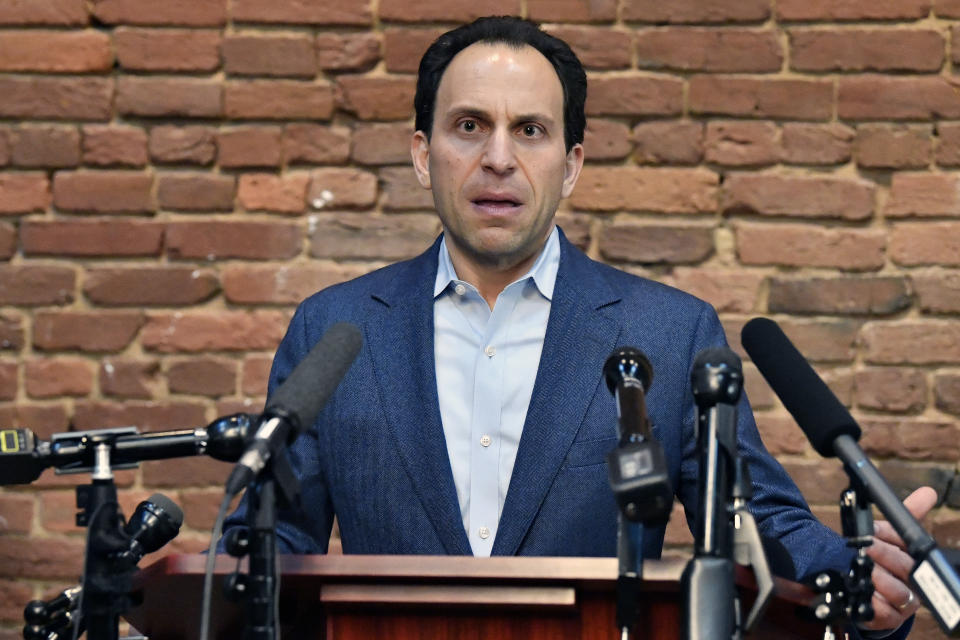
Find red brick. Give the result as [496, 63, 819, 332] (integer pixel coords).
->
[777, 0, 931, 21]
[768, 277, 910, 316]
[142, 456, 232, 487]
[383, 28, 440, 74]
[85, 267, 219, 306]
[722, 174, 874, 220]
[0, 173, 50, 213]
[876, 460, 954, 503]
[703, 121, 779, 166]
[167, 357, 237, 397]
[742, 363, 776, 409]
[21, 219, 164, 257]
[217, 397, 263, 416]
[53, 171, 154, 213]
[33, 311, 142, 352]
[860, 419, 959, 461]
[117, 77, 221, 118]
[223, 264, 371, 305]
[854, 368, 927, 413]
[885, 173, 960, 218]
[528, 0, 617, 22]
[913, 271, 960, 314]
[586, 76, 683, 117]
[25, 357, 93, 398]
[232, 0, 370, 25]
[81, 124, 148, 167]
[0, 29, 111, 71]
[936, 123, 960, 166]
[0, 312, 23, 351]
[379, 0, 518, 22]
[0, 267, 74, 306]
[179, 489, 241, 530]
[0, 361, 14, 400]
[337, 76, 416, 120]
[0, 76, 112, 120]
[283, 124, 350, 165]
[780, 459, 849, 505]
[891, 222, 960, 266]
[781, 123, 854, 165]
[0, 129, 7, 165]
[223, 32, 315, 78]
[582, 119, 632, 162]
[218, 126, 283, 168]
[349, 123, 411, 165]
[792, 29, 943, 73]
[754, 414, 808, 455]
[39, 490, 81, 533]
[772, 320, 862, 363]
[864, 321, 960, 364]
[148, 126, 216, 165]
[100, 358, 160, 399]
[941, 0, 960, 17]
[73, 400, 207, 432]
[666, 268, 762, 313]
[545, 26, 632, 70]
[690, 76, 832, 120]
[636, 28, 781, 72]
[237, 173, 309, 214]
[736, 223, 885, 270]
[157, 173, 235, 211]
[839, 76, 960, 120]
[0, 0, 86, 25]
[114, 27, 221, 71]
[225, 80, 334, 120]
[0, 222, 12, 259]
[632, 121, 703, 165]
[935, 373, 960, 416]
[381, 167, 433, 210]
[166, 221, 303, 260]
[241, 355, 272, 395]
[92, 0, 226, 25]
[556, 215, 590, 251]
[623, 0, 769, 22]
[0, 494, 32, 535]
[309, 214, 438, 260]
[0, 536, 83, 579]
[598, 223, 714, 264]
[571, 166, 718, 213]
[141, 311, 288, 353]
[9, 125, 80, 168]
[855, 124, 932, 169]
[308, 168, 378, 210]
[9, 404, 69, 439]
[316, 32, 380, 72]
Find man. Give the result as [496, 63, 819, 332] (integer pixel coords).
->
[227, 17, 933, 636]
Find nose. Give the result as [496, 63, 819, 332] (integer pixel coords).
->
[481, 127, 516, 176]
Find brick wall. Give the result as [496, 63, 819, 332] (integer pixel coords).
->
[0, 0, 958, 637]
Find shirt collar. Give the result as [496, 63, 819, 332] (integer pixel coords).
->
[433, 226, 560, 300]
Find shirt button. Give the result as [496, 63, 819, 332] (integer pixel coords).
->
[454, 283, 466, 296]
[478, 526, 490, 539]
[484, 345, 496, 357]
[480, 435, 492, 447]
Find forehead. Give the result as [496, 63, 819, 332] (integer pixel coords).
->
[435, 41, 564, 118]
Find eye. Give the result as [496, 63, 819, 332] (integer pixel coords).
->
[520, 123, 544, 138]
[458, 119, 479, 133]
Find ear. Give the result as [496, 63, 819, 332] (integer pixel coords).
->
[411, 130, 431, 190]
[560, 142, 584, 199]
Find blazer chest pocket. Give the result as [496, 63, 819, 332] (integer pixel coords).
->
[563, 437, 617, 469]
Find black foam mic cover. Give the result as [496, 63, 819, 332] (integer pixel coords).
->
[740, 317, 860, 458]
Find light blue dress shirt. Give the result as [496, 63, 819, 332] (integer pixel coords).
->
[433, 226, 560, 556]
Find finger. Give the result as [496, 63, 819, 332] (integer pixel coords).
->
[860, 565, 920, 631]
[862, 589, 912, 632]
[867, 536, 916, 583]
[872, 486, 938, 548]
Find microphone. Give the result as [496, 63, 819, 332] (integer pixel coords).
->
[0, 414, 253, 486]
[742, 317, 960, 635]
[225, 322, 363, 496]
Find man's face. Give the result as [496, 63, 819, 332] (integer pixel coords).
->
[412, 42, 584, 273]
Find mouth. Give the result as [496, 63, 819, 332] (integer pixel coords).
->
[471, 196, 523, 213]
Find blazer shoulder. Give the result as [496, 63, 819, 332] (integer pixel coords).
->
[589, 256, 715, 318]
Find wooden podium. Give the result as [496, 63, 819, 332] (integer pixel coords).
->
[124, 554, 826, 639]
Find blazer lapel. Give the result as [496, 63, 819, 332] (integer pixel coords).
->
[364, 239, 472, 555]
[492, 234, 622, 555]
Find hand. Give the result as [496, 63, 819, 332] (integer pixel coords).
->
[858, 486, 938, 631]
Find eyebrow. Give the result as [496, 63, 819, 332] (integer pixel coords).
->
[445, 106, 557, 128]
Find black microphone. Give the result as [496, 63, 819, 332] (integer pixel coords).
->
[122, 492, 184, 561]
[0, 414, 253, 486]
[225, 322, 363, 496]
[742, 317, 960, 635]
[604, 347, 654, 439]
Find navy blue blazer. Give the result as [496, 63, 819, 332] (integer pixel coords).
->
[226, 230, 853, 581]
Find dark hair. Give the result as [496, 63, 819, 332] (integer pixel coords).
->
[414, 16, 587, 152]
